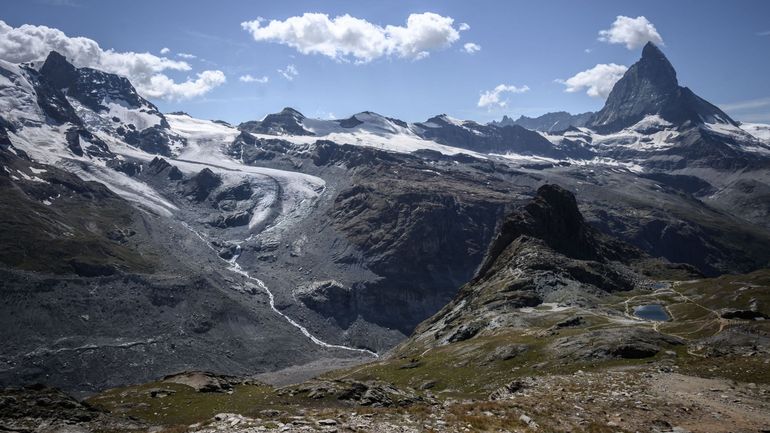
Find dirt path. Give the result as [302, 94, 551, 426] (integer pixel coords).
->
[650, 373, 770, 432]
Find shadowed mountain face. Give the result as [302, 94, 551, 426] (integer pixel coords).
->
[474, 184, 602, 280]
[407, 184, 697, 349]
[492, 111, 593, 132]
[589, 42, 737, 133]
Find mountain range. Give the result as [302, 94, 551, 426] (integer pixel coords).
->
[1, 41, 770, 432]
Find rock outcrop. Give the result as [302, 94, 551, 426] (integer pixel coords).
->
[408, 184, 695, 347]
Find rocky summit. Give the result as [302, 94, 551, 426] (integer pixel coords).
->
[1, 7, 770, 433]
[589, 42, 737, 133]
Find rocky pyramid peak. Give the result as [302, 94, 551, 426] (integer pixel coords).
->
[638, 42, 678, 90]
[589, 42, 736, 133]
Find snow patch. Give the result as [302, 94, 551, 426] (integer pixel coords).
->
[739, 122, 770, 144]
[104, 98, 162, 130]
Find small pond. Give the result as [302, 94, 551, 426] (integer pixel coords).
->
[633, 304, 670, 321]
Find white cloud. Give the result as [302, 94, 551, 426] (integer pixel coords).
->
[160, 47, 170, 55]
[459, 22, 470, 31]
[719, 96, 770, 112]
[177, 52, 196, 59]
[239, 74, 269, 83]
[757, 30, 770, 37]
[598, 16, 663, 50]
[463, 42, 481, 54]
[560, 63, 628, 99]
[477, 84, 529, 109]
[143, 70, 226, 100]
[0, 20, 225, 100]
[241, 12, 463, 63]
[277, 64, 298, 81]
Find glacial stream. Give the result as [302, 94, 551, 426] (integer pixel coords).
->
[183, 223, 379, 358]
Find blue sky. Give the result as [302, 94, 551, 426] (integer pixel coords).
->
[1, 0, 769, 123]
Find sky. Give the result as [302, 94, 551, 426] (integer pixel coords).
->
[1, 0, 769, 124]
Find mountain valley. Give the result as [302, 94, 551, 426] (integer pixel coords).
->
[1, 38, 769, 433]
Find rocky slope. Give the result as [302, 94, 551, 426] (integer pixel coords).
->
[36, 269, 770, 433]
[406, 184, 697, 351]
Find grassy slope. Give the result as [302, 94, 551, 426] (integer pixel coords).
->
[0, 159, 156, 275]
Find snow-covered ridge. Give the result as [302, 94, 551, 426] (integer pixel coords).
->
[242, 111, 487, 158]
[539, 115, 770, 157]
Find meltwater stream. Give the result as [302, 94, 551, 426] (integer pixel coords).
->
[183, 223, 378, 358]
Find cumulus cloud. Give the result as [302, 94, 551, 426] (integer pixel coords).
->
[239, 74, 269, 83]
[160, 47, 170, 55]
[277, 64, 299, 81]
[144, 70, 226, 100]
[177, 52, 196, 59]
[477, 84, 529, 109]
[241, 12, 463, 63]
[463, 42, 481, 54]
[560, 63, 628, 99]
[598, 16, 663, 50]
[0, 20, 225, 100]
[459, 23, 470, 31]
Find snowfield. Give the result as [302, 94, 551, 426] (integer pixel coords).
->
[741, 123, 770, 143]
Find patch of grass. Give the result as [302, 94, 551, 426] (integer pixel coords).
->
[89, 381, 287, 426]
[677, 355, 770, 384]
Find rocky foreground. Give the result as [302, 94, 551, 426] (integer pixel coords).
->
[192, 368, 770, 433]
[3, 364, 770, 433]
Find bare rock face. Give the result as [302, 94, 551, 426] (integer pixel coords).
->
[183, 168, 222, 202]
[329, 172, 510, 334]
[475, 184, 603, 280]
[550, 328, 684, 361]
[38, 50, 79, 90]
[294, 281, 357, 328]
[280, 379, 427, 407]
[589, 42, 736, 133]
[162, 371, 259, 393]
